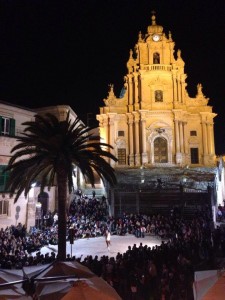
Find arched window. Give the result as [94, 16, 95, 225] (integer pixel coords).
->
[153, 52, 160, 64]
[154, 137, 168, 163]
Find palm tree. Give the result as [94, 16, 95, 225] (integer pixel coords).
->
[5, 112, 117, 260]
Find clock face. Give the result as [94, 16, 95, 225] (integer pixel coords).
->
[153, 34, 160, 42]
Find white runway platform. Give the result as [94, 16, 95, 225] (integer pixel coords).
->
[34, 234, 163, 260]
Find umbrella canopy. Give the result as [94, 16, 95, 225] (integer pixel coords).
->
[0, 261, 121, 299]
[35, 279, 76, 300]
[201, 271, 225, 300]
[23, 264, 53, 280]
[33, 261, 121, 300]
[0, 288, 29, 300]
[0, 269, 29, 299]
[36, 278, 121, 300]
[0, 269, 24, 284]
[34, 261, 94, 280]
[61, 279, 122, 300]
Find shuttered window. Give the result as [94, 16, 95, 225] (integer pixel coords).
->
[0, 116, 15, 136]
[0, 166, 10, 192]
[0, 200, 9, 216]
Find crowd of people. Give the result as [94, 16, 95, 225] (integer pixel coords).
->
[0, 192, 225, 300]
[217, 202, 225, 222]
[82, 209, 225, 300]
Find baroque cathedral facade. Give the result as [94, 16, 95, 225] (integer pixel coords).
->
[96, 14, 223, 218]
[97, 13, 216, 168]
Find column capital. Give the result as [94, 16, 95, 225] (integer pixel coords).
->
[132, 112, 140, 122]
[127, 74, 133, 81]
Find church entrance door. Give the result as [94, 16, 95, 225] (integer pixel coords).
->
[154, 137, 168, 163]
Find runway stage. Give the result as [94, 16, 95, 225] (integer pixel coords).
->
[34, 234, 163, 260]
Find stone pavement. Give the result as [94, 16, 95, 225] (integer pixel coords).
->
[34, 234, 163, 261]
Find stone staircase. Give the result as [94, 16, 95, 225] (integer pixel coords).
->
[114, 189, 211, 219]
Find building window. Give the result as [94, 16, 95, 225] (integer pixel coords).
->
[155, 90, 163, 102]
[154, 137, 168, 163]
[153, 52, 160, 64]
[190, 148, 199, 164]
[190, 131, 197, 136]
[118, 148, 126, 165]
[0, 199, 9, 216]
[118, 131, 125, 137]
[0, 166, 10, 192]
[0, 116, 16, 136]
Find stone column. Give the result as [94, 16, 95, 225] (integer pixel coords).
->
[180, 75, 187, 104]
[207, 123, 212, 155]
[141, 116, 148, 164]
[202, 121, 208, 155]
[179, 121, 184, 153]
[133, 73, 139, 110]
[175, 120, 180, 152]
[210, 123, 216, 155]
[128, 114, 134, 166]
[128, 74, 133, 111]
[108, 114, 116, 166]
[183, 122, 188, 154]
[172, 73, 178, 102]
[175, 119, 182, 164]
[139, 71, 144, 109]
[177, 79, 181, 102]
[134, 114, 140, 165]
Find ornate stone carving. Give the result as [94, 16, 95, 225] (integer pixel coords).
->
[103, 84, 116, 106]
[115, 138, 126, 148]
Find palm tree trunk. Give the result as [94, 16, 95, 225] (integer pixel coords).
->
[57, 172, 67, 261]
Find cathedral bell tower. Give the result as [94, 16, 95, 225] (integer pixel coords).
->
[97, 12, 216, 167]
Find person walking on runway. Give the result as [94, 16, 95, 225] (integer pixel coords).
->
[105, 229, 111, 251]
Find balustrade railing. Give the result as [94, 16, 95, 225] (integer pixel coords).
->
[140, 64, 172, 71]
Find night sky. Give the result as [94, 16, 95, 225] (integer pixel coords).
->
[0, 0, 224, 153]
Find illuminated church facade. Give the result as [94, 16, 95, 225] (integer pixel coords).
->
[96, 14, 224, 218]
[97, 14, 216, 168]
